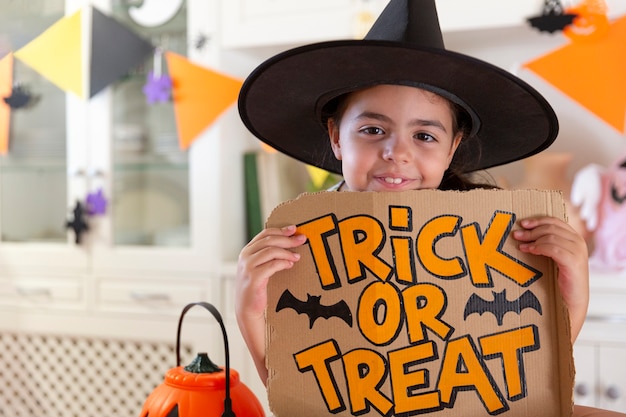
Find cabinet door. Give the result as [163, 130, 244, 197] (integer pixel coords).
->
[598, 346, 626, 412]
[0, 0, 89, 271]
[573, 343, 598, 407]
[89, 0, 223, 274]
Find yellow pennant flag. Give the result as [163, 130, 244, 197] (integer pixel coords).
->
[0, 53, 13, 155]
[306, 165, 331, 189]
[14, 9, 83, 98]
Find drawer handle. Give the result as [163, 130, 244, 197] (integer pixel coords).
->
[575, 383, 591, 397]
[130, 292, 171, 301]
[16, 287, 52, 297]
[605, 385, 621, 400]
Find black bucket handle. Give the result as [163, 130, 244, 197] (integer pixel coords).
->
[176, 301, 235, 417]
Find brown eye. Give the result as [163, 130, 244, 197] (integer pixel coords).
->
[416, 132, 436, 142]
[361, 126, 385, 135]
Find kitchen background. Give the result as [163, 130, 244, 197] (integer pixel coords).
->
[0, 0, 625, 416]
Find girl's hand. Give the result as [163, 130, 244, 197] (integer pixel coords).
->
[512, 216, 589, 343]
[235, 225, 307, 383]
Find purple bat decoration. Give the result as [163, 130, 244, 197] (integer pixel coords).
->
[86, 188, 108, 215]
[142, 70, 172, 104]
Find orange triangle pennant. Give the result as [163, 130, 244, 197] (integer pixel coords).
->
[165, 51, 243, 149]
[524, 13, 626, 133]
[0, 53, 13, 155]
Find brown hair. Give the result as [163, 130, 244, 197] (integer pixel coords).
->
[440, 101, 497, 190]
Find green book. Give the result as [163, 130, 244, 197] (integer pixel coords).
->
[244, 152, 263, 241]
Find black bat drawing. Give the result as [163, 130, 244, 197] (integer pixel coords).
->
[276, 289, 353, 329]
[463, 289, 542, 326]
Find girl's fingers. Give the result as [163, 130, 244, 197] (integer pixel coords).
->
[512, 216, 589, 280]
[241, 229, 306, 271]
[514, 217, 577, 241]
[243, 226, 305, 256]
[237, 225, 307, 298]
[247, 225, 299, 245]
[512, 216, 589, 342]
[513, 217, 582, 253]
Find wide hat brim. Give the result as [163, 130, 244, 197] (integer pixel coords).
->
[238, 39, 558, 174]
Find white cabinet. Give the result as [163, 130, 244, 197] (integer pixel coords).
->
[597, 346, 626, 411]
[574, 272, 626, 413]
[0, 0, 245, 298]
[574, 338, 626, 412]
[0, 0, 233, 316]
[574, 343, 598, 408]
[0, 1, 269, 416]
[0, 0, 227, 274]
[0, 270, 84, 309]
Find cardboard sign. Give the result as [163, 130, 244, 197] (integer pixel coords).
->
[265, 189, 574, 417]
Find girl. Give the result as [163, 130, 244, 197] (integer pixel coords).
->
[235, 0, 605, 415]
[236, 83, 589, 386]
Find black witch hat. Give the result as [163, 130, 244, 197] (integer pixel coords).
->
[238, 0, 558, 174]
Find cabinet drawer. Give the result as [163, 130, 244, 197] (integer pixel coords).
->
[96, 277, 212, 315]
[587, 271, 626, 319]
[0, 276, 83, 308]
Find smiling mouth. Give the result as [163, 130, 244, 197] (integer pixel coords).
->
[383, 177, 403, 185]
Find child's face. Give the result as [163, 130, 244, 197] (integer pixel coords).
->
[328, 84, 462, 192]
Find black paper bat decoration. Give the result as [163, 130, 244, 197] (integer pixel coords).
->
[3, 85, 37, 109]
[527, 0, 577, 33]
[194, 32, 210, 50]
[65, 201, 89, 244]
[463, 289, 542, 326]
[276, 289, 353, 329]
[527, 13, 578, 33]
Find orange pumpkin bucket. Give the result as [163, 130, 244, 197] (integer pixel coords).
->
[139, 302, 265, 417]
